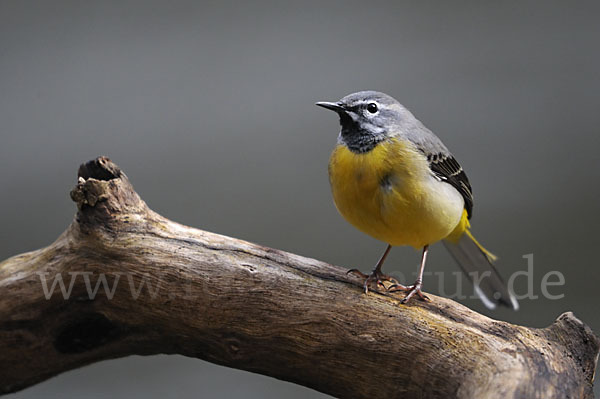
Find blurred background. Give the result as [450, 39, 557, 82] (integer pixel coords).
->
[1, 0, 599, 397]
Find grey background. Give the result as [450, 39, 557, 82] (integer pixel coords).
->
[1, 0, 599, 397]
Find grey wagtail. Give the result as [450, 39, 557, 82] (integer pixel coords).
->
[317, 91, 518, 310]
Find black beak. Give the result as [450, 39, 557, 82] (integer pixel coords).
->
[315, 101, 345, 113]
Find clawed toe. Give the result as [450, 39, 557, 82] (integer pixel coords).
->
[387, 283, 408, 292]
[388, 279, 429, 304]
[346, 268, 368, 279]
[347, 268, 399, 294]
[397, 281, 429, 304]
[346, 245, 432, 305]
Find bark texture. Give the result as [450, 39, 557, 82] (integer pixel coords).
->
[0, 157, 598, 398]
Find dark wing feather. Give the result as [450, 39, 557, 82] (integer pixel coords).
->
[426, 153, 474, 219]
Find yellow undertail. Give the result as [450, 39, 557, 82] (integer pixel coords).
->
[442, 209, 517, 309]
[445, 209, 497, 263]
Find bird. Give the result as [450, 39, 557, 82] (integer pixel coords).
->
[316, 91, 518, 310]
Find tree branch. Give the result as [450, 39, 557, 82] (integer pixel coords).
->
[0, 157, 598, 398]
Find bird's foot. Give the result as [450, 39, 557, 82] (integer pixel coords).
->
[347, 268, 400, 294]
[389, 279, 430, 304]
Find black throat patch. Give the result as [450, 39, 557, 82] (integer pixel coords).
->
[341, 133, 384, 153]
[337, 111, 386, 153]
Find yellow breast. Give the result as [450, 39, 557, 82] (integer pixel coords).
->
[328, 138, 464, 248]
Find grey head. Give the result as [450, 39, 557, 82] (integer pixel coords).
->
[316, 91, 448, 155]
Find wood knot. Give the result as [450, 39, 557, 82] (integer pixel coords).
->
[69, 157, 145, 216]
[224, 336, 244, 360]
[78, 156, 122, 181]
[70, 178, 110, 209]
[70, 156, 121, 209]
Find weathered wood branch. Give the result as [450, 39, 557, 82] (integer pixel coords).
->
[0, 157, 598, 398]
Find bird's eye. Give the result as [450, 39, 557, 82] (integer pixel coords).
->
[367, 103, 378, 114]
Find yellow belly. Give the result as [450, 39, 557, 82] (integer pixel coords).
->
[328, 138, 464, 248]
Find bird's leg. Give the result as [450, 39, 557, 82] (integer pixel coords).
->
[389, 245, 430, 303]
[347, 245, 402, 293]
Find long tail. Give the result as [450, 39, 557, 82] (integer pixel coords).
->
[443, 211, 518, 310]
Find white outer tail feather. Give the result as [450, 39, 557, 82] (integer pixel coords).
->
[443, 234, 519, 310]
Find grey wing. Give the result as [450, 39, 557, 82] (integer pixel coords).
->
[399, 119, 513, 307]
[395, 111, 474, 218]
[427, 153, 473, 219]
